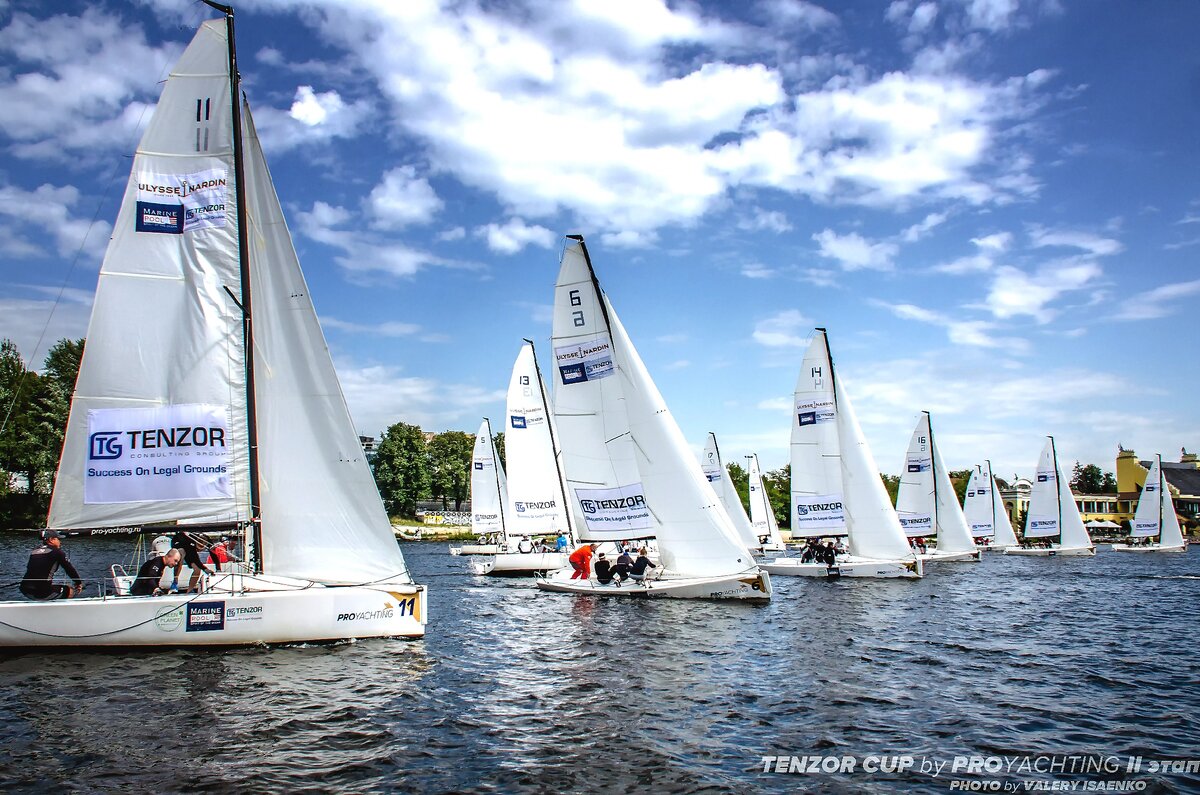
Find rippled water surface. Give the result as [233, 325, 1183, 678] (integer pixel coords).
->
[1, 534, 1198, 793]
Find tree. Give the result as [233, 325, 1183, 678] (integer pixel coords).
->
[492, 430, 505, 470]
[948, 469, 973, 506]
[372, 422, 430, 518]
[880, 473, 900, 505]
[428, 430, 474, 511]
[1070, 461, 1111, 494]
[763, 464, 790, 529]
[726, 461, 750, 515]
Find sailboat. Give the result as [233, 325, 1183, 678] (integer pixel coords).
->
[0, 6, 425, 647]
[1005, 437, 1096, 556]
[701, 433, 759, 554]
[963, 460, 1018, 551]
[535, 236, 770, 600]
[895, 412, 980, 562]
[761, 329, 922, 578]
[746, 453, 786, 553]
[451, 419, 507, 557]
[1111, 455, 1186, 552]
[473, 342, 573, 575]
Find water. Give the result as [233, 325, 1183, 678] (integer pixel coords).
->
[0, 534, 1197, 793]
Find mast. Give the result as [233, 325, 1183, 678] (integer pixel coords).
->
[1050, 436, 1062, 546]
[924, 411, 938, 535]
[567, 234, 614, 334]
[1155, 454, 1163, 542]
[526, 337, 576, 544]
[204, 1, 263, 572]
[985, 459, 997, 537]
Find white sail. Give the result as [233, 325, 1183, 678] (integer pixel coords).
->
[790, 332, 845, 537]
[505, 343, 572, 538]
[470, 419, 508, 537]
[896, 414, 976, 554]
[835, 371, 915, 561]
[1054, 446, 1093, 550]
[1023, 439, 1061, 540]
[1131, 455, 1184, 545]
[48, 21, 249, 530]
[551, 237, 753, 577]
[964, 461, 1018, 546]
[702, 433, 759, 552]
[747, 454, 784, 548]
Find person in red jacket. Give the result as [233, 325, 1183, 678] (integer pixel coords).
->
[568, 543, 599, 580]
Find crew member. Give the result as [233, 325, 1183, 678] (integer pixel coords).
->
[130, 548, 183, 597]
[20, 530, 84, 600]
[172, 531, 214, 593]
[568, 543, 599, 580]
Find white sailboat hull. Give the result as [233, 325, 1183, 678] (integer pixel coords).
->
[0, 574, 425, 648]
[917, 549, 981, 563]
[534, 567, 772, 601]
[449, 544, 501, 556]
[1110, 542, 1187, 553]
[471, 552, 568, 575]
[1004, 545, 1096, 557]
[760, 556, 923, 579]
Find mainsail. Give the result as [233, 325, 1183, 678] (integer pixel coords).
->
[504, 342, 573, 539]
[790, 331, 845, 538]
[551, 237, 753, 577]
[963, 461, 1018, 547]
[701, 433, 758, 552]
[1023, 437, 1092, 550]
[747, 453, 784, 549]
[48, 19, 409, 585]
[1130, 455, 1183, 546]
[470, 418, 508, 537]
[895, 413, 976, 554]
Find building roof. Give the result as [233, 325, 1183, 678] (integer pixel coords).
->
[1141, 460, 1200, 498]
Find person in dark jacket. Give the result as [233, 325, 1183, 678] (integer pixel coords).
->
[629, 547, 657, 582]
[20, 530, 84, 600]
[172, 531, 214, 593]
[594, 553, 615, 584]
[130, 548, 183, 597]
[612, 549, 634, 583]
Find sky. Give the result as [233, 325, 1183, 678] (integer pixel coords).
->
[0, 0, 1197, 482]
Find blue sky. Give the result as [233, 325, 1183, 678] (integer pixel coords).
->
[1, 0, 1197, 481]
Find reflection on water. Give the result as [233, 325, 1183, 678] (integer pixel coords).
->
[1, 534, 1199, 793]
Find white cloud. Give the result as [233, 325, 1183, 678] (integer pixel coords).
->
[252, 86, 372, 153]
[437, 226, 466, 242]
[601, 230, 658, 248]
[0, 9, 181, 162]
[297, 201, 477, 278]
[900, 211, 948, 242]
[972, 231, 1012, 252]
[931, 253, 994, 275]
[757, 396, 792, 411]
[741, 263, 776, 279]
[1027, 226, 1122, 257]
[0, 296, 91, 366]
[368, 166, 444, 229]
[336, 362, 506, 437]
[812, 229, 898, 271]
[738, 208, 792, 233]
[875, 300, 1028, 350]
[965, 0, 1020, 31]
[0, 183, 110, 261]
[760, 0, 840, 30]
[984, 260, 1103, 322]
[322, 317, 422, 338]
[753, 309, 812, 347]
[1113, 279, 1200, 322]
[476, 218, 556, 255]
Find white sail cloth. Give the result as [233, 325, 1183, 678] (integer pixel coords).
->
[895, 413, 976, 554]
[470, 419, 508, 537]
[702, 433, 758, 552]
[551, 238, 753, 577]
[963, 462, 1019, 547]
[504, 343, 572, 538]
[49, 20, 410, 585]
[1131, 456, 1183, 545]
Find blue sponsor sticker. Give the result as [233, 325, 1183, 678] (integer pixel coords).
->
[797, 411, 817, 426]
[186, 600, 226, 632]
[473, 462, 483, 470]
[559, 363, 586, 384]
[510, 415, 527, 429]
[135, 201, 184, 234]
[1037, 474, 1048, 482]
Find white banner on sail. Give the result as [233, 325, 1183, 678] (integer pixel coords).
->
[795, 397, 836, 427]
[135, 168, 228, 234]
[793, 493, 845, 530]
[84, 404, 232, 504]
[905, 453, 931, 473]
[900, 513, 934, 536]
[574, 483, 652, 532]
[554, 333, 615, 386]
